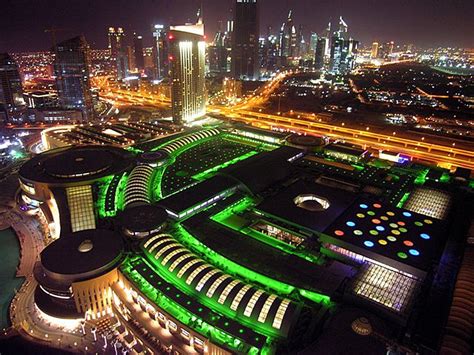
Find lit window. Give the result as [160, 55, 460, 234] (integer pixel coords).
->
[66, 185, 95, 232]
[177, 259, 201, 278]
[169, 253, 194, 272]
[272, 299, 291, 329]
[243, 290, 264, 317]
[218, 280, 241, 304]
[195, 270, 220, 292]
[230, 285, 252, 311]
[257, 294, 277, 323]
[206, 275, 231, 298]
[186, 264, 211, 285]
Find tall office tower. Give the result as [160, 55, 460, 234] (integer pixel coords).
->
[314, 37, 326, 70]
[54, 36, 94, 121]
[133, 33, 145, 71]
[0, 53, 25, 119]
[169, 22, 206, 124]
[338, 16, 348, 37]
[263, 33, 278, 72]
[224, 20, 234, 73]
[108, 27, 125, 57]
[209, 25, 229, 75]
[279, 10, 297, 60]
[324, 22, 332, 58]
[309, 32, 318, 54]
[116, 51, 129, 80]
[232, 0, 259, 80]
[329, 34, 344, 73]
[152, 24, 169, 80]
[126, 46, 136, 72]
[296, 24, 306, 57]
[379, 41, 395, 59]
[371, 42, 379, 59]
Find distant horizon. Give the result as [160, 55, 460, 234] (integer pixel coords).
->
[1, 0, 473, 52]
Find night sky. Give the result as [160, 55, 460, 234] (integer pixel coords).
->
[1, 0, 473, 52]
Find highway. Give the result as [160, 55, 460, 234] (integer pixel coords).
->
[92, 74, 474, 170]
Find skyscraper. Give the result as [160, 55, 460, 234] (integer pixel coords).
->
[152, 24, 169, 80]
[329, 17, 358, 74]
[0, 53, 25, 119]
[108, 27, 125, 57]
[54, 36, 94, 121]
[133, 33, 145, 71]
[279, 10, 297, 60]
[232, 0, 259, 80]
[314, 37, 326, 70]
[209, 21, 229, 75]
[169, 22, 206, 124]
[371, 42, 379, 59]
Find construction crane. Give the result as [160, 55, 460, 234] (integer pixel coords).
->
[44, 27, 68, 49]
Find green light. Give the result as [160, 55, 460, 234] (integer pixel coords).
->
[192, 150, 259, 181]
[174, 224, 331, 305]
[414, 169, 429, 185]
[396, 192, 411, 208]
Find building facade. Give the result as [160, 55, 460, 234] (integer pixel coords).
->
[232, 0, 259, 80]
[54, 36, 94, 121]
[169, 23, 206, 124]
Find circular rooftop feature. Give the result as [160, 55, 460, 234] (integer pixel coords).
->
[294, 194, 330, 212]
[19, 145, 134, 184]
[117, 204, 168, 238]
[137, 150, 171, 167]
[78, 239, 93, 253]
[351, 317, 373, 336]
[40, 229, 124, 279]
[287, 134, 325, 149]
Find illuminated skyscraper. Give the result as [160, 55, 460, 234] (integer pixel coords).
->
[279, 10, 297, 60]
[209, 22, 229, 75]
[169, 22, 206, 124]
[108, 27, 124, 57]
[232, 0, 259, 80]
[133, 33, 145, 71]
[0, 53, 25, 119]
[152, 24, 169, 80]
[54, 36, 94, 120]
[371, 42, 379, 59]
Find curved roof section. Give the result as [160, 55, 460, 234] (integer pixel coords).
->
[19, 145, 134, 185]
[41, 229, 124, 280]
[142, 233, 298, 338]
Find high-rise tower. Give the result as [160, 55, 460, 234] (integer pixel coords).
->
[54, 36, 94, 121]
[169, 22, 206, 124]
[232, 0, 259, 80]
[0, 53, 25, 119]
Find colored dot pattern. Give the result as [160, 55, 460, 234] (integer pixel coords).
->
[329, 199, 439, 265]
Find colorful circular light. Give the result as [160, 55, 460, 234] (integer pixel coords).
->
[397, 252, 408, 259]
[403, 211, 412, 217]
[399, 227, 408, 233]
[420, 233, 430, 240]
[397, 221, 406, 226]
[387, 211, 395, 216]
[334, 230, 344, 236]
[373, 203, 382, 208]
[389, 223, 398, 228]
[360, 204, 368, 209]
[414, 221, 423, 227]
[372, 219, 381, 224]
[367, 211, 375, 216]
[357, 213, 365, 218]
[369, 230, 379, 236]
[392, 230, 401, 235]
[381, 216, 389, 221]
[403, 240, 414, 247]
[364, 241, 374, 248]
[376, 226, 385, 232]
[354, 230, 363, 236]
[409, 249, 420, 256]
[387, 236, 397, 242]
[346, 221, 356, 227]
[378, 239, 387, 245]
[424, 219, 433, 224]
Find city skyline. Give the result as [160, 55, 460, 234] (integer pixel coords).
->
[1, 0, 473, 52]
